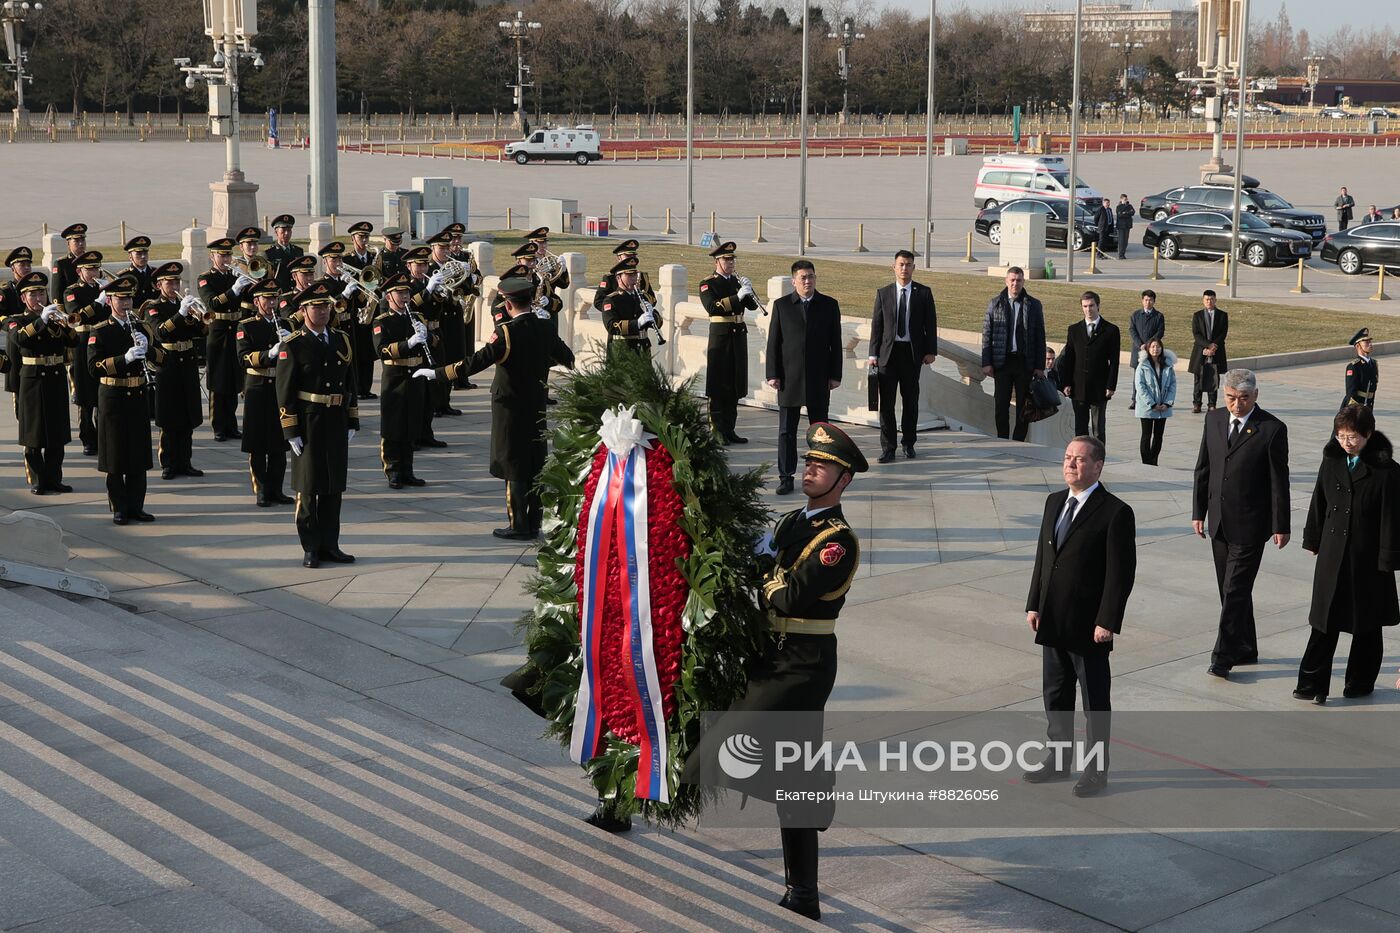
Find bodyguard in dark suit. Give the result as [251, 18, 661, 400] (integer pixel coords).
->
[1024, 435, 1136, 797]
[1114, 194, 1135, 259]
[980, 267, 1046, 441]
[1189, 290, 1228, 412]
[867, 250, 937, 462]
[1057, 291, 1121, 442]
[766, 260, 843, 495]
[1093, 199, 1115, 256]
[1127, 289, 1165, 409]
[1192, 369, 1291, 677]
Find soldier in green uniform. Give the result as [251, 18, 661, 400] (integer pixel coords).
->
[119, 235, 157, 306]
[86, 274, 157, 524]
[48, 222, 87, 302]
[199, 237, 256, 441]
[414, 270, 574, 539]
[331, 237, 378, 399]
[275, 281, 359, 568]
[594, 238, 656, 304]
[62, 250, 111, 456]
[405, 246, 448, 448]
[14, 272, 80, 492]
[278, 255, 319, 326]
[264, 214, 305, 292]
[599, 255, 658, 354]
[700, 241, 760, 444]
[727, 421, 866, 921]
[373, 272, 430, 488]
[345, 221, 377, 270]
[238, 279, 295, 507]
[1343, 327, 1379, 410]
[376, 227, 407, 279]
[1, 247, 34, 409]
[143, 262, 206, 479]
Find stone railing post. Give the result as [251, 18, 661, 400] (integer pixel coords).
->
[468, 241, 494, 343]
[180, 226, 207, 273]
[658, 263, 686, 377]
[306, 221, 332, 258]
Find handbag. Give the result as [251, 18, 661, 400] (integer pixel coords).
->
[868, 364, 880, 412]
[1021, 374, 1062, 425]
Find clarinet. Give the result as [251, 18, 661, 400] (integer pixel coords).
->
[410, 311, 435, 366]
[636, 290, 666, 346]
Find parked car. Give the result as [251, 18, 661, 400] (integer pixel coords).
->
[1368, 107, 1396, 119]
[1137, 178, 1327, 241]
[974, 198, 1115, 252]
[1255, 102, 1283, 114]
[1319, 106, 1350, 119]
[1141, 210, 1314, 266]
[1319, 223, 1400, 274]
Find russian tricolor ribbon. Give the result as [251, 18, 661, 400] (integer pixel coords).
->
[571, 409, 671, 802]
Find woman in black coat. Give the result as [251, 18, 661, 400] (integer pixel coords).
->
[1296, 405, 1400, 703]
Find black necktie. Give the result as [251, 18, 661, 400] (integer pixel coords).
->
[1088, 322, 1096, 340]
[1014, 303, 1027, 354]
[1055, 497, 1079, 550]
[1228, 419, 1241, 448]
[896, 287, 908, 339]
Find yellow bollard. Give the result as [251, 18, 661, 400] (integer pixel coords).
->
[804, 218, 816, 248]
[1373, 265, 1391, 301]
[607, 204, 613, 229]
[962, 231, 977, 263]
[1148, 246, 1163, 280]
[910, 227, 919, 258]
[1290, 257, 1310, 294]
[1087, 242, 1101, 273]
[854, 223, 869, 253]
[625, 204, 637, 231]
[505, 206, 513, 229]
[191, 217, 198, 229]
[663, 208, 674, 235]
[1218, 253, 1231, 287]
[330, 213, 336, 237]
[119, 221, 127, 245]
[42, 222, 48, 236]
[709, 211, 716, 235]
[754, 215, 768, 243]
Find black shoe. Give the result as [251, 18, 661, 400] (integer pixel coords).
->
[214, 434, 228, 442]
[776, 477, 795, 495]
[271, 493, 294, 505]
[1343, 684, 1374, 699]
[113, 514, 128, 525]
[1021, 756, 1072, 783]
[492, 527, 535, 541]
[256, 496, 272, 507]
[181, 466, 205, 478]
[878, 450, 896, 464]
[319, 548, 356, 564]
[161, 468, 177, 480]
[49, 483, 73, 494]
[441, 407, 463, 416]
[462, 381, 478, 390]
[546, 397, 558, 406]
[1208, 664, 1231, 679]
[82, 446, 96, 456]
[1293, 688, 1327, 704]
[582, 803, 632, 833]
[725, 433, 748, 444]
[419, 438, 448, 448]
[904, 445, 917, 459]
[405, 476, 427, 486]
[388, 476, 404, 489]
[1072, 770, 1108, 797]
[359, 392, 378, 400]
[303, 551, 320, 568]
[132, 511, 155, 523]
[30, 485, 44, 495]
[777, 888, 821, 921]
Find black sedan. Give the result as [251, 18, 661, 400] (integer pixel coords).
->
[1319, 223, 1400, 274]
[1141, 210, 1313, 266]
[974, 198, 1115, 252]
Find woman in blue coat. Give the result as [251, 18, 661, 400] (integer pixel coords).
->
[1133, 339, 1176, 465]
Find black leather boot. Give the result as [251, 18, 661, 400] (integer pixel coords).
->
[778, 827, 820, 920]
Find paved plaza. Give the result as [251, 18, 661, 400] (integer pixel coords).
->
[2, 344, 1400, 930]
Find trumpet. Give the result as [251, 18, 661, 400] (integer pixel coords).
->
[183, 292, 215, 322]
[738, 275, 768, 316]
[232, 256, 268, 280]
[636, 291, 666, 346]
[341, 264, 382, 296]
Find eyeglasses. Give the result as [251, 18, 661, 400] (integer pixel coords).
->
[1336, 434, 1365, 444]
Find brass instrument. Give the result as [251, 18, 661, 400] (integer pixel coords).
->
[341, 265, 383, 325]
[433, 259, 473, 295]
[231, 256, 268, 280]
[184, 292, 216, 322]
[533, 248, 562, 283]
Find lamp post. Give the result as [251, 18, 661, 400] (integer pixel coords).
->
[176, 0, 264, 239]
[1304, 55, 1325, 109]
[922, 0, 936, 270]
[826, 17, 865, 125]
[1066, 0, 1083, 283]
[797, 0, 809, 257]
[1107, 30, 1143, 112]
[498, 11, 541, 134]
[685, 0, 693, 245]
[1226, 0, 1250, 300]
[1, 0, 41, 128]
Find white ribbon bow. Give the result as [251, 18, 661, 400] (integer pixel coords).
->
[597, 404, 652, 459]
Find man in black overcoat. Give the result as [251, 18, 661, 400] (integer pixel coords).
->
[1024, 435, 1136, 797]
[1057, 291, 1121, 442]
[766, 260, 842, 495]
[1188, 289, 1228, 413]
[867, 249, 937, 462]
[1192, 368, 1291, 677]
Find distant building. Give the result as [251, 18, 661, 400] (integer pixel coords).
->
[1025, 2, 1198, 40]
[1262, 78, 1400, 108]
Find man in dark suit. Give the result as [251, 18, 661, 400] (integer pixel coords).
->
[1057, 291, 1120, 442]
[1094, 198, 1115, 257]
[766, 260, 842, 496]
[1192, 368, 1291, 678]
[1189, 289, 1228, 413]
[867, 249, 937, 462]
[1114, 194, 1135, 259]
[980, 267, 1046, 442]
[1024, 435, 1136, 797]
[1127, 289, 1164, 411]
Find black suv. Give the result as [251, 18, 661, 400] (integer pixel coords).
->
[1138, 183, 1326, 242]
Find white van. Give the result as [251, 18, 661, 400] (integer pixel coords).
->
[504, 125, 602, 165]
[972, 155, 1101, 209]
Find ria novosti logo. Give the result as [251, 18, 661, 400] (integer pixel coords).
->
[717, 733, 764, 779]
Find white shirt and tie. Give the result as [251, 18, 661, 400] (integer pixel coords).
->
[894, 282, 911, 343]
[1228, 408, 1254, 447]
[1054, 481, 1100, 549]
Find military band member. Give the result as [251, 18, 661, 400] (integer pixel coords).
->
[373, 272, 430, 488]
[525, 226, 570, 293]
[446, 222, 483, 362]
[119, 236, 158, 305]
[238, 280, 295, 507]
[87, 274, 157, 524]
[320, 241, 376, 398]
[1344, 328, 1379, 410]
[594, 239, 656, 304]
[278, 255, 319, 325]
[275, 281, 359, 568]
[599, 256, 658, 354]
[344, 221, 378, 271]
[414, 270, 574, 539]
[1, 247, 33, 406]
[48, 222, 87, 302]
[376, 226, 408, 279]
[199, 237, 255, 440]
[405, 246, 448, 448]
[265, 214, 304, 292]
[427, 230, 466, 415]
[700, 241, 759, 444]
[14, 273, 79, 493]
[489, 261, 559, 327]
[63, 249, 111, 456]
[144, 262, 206, 479]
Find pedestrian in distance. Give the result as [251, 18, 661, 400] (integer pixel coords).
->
[1115, 194, 1135, 259]
[1189, 289, 1228, 413]
[868, 250, 937, 463]
[1057, 291, 1120, 443]
[1335, 186, 1355, 231]
[1128, 289, 1165, 411]
[1094, 198, 1115, 257]
[1134, 338, 1176, 465]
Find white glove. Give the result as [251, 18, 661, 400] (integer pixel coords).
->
[753, 530, 778, 558]
[347, 428, 357, 441]
[737, 284, 755, 300]
[179, 294, 197, 316]
[40, 304, 61, 324]
[637, 310, 656, 328]
[426, 271, 446, 292]
[342, 278, 359, 297]
[96, 291, 110, 307]
[412, 368, 436, 380]
[407, 330, 426, 348]
[276, 326, 293, 342]
[124, 343, 147, 363]
[289, 437, 304, 456]
[233, 274, 256, 294]
[268, 341, 282, 358]
[534, 304, 551, 319]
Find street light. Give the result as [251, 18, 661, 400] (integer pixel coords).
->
[1107, 30, 1143, 112]
[1304, 55, 1326, 109]
[498, 11, 542, 134]
[826, 17, 865, 125]
[1, 0, 42, 127]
